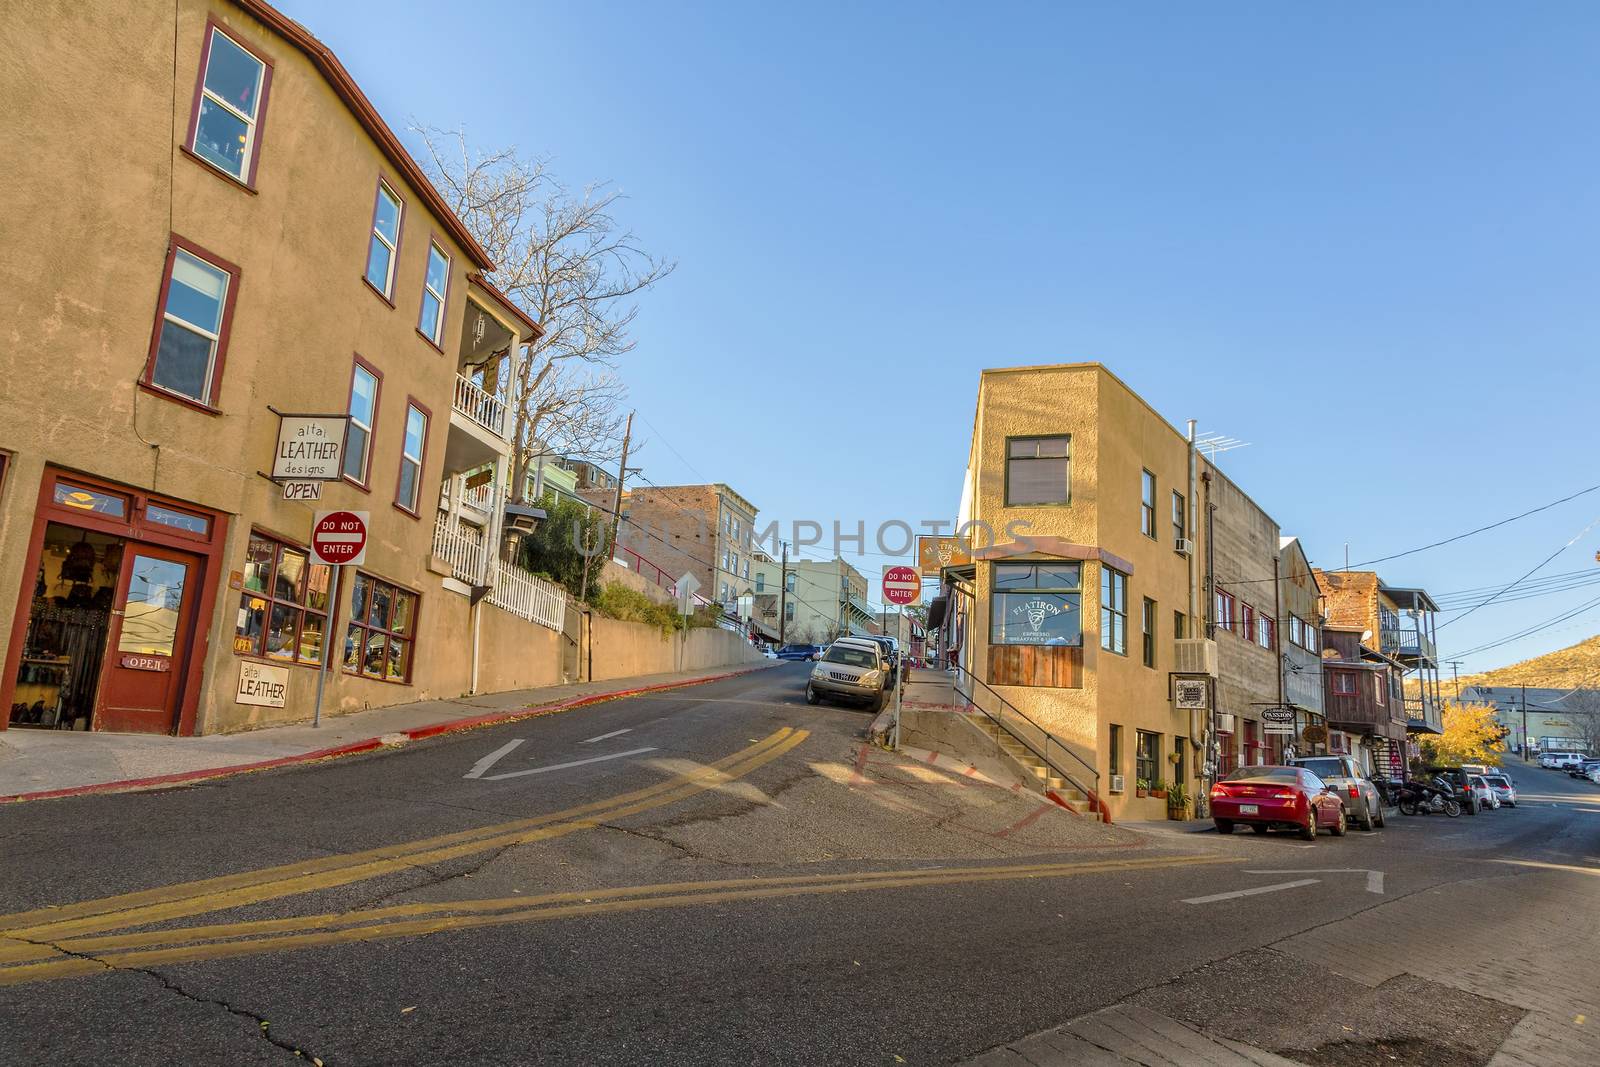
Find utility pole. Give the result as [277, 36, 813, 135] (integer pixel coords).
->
[1522, 683, 1529, 762]
[1446, 660, 1463, 701]
[580, 411, 633, 605]
[777, 540, 789, 644]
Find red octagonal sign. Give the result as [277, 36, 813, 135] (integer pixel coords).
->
[310, 510, 369, 567]
[882, 565, 921, 606]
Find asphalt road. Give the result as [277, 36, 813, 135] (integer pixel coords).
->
[1, 664, 1597, 1066]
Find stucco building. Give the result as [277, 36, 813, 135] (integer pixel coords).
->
[939, 363, 1317, 820]
[1, 0, 566, 738]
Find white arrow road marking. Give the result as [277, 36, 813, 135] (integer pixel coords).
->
[580, 728, 632, 744]
[1184, 879, 1320, 905]
[1244, 868, 1385, 894]
[463, 739, 525, 779]
[483, 747, 658, 781]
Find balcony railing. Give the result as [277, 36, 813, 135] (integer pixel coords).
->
[453, 373, 508, 438]
[1381, 626, 1436, 662]
[433, 516, 565, 631]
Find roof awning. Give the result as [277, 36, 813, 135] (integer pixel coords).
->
[925, 595, 949, 631]
[750, 619, 781, 642]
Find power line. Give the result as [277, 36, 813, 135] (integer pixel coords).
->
[1436, 513, 1600, 630]
[1449, 592, 1600, 660]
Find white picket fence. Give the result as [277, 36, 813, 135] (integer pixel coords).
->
[433, 516, 565, 631]
[487, 560, 566, 631]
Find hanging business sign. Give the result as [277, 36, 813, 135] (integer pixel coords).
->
[282, 481, 323, 501]
[916, 535, 972, 576]
[272, 414, 348, 481]
[1174, 679, 1209, 710]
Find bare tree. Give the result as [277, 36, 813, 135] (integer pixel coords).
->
[1564, 689, 1600, 754]
[412, 126, 675, 498]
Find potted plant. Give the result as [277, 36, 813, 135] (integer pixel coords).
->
[1135, 778, 1150, 798]
[1149, 779, 1168, 800]
[1166, 782, 1191, 820]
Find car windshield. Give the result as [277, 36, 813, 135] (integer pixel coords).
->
[1295, 758, 1345, 780]
[1486, 776, 1509, 787]
[823, 647, 877, 669]
[1223, 767, 1302, 784]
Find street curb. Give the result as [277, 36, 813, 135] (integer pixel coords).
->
[0, 662, 778, 805]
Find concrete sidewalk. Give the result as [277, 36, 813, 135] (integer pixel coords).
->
[0, 662, 777, 803]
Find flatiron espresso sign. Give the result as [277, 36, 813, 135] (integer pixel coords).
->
[1007, 597, 1065, 643]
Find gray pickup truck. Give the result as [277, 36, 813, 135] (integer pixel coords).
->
[1289, 755, 1386, 831]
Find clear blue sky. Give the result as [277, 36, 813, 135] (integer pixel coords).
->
[284, 0, 1597, 674]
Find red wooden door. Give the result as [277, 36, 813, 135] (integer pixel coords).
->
[96, 544, 202, 733]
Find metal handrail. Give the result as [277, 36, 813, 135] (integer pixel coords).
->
[950, 664, 1104, 820]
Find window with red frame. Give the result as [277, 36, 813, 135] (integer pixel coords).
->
[1257, 614, 1275, 650]
[1240, 602, 1255, 639]
[145, 240, 239, 407]
[187, 25, 271, 184]
[235, 532, 333, 665]
[1214, 589, 1235, 634]
[343, 572, 419, 683]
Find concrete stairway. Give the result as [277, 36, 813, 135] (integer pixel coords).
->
[972, 717, 1095, 816]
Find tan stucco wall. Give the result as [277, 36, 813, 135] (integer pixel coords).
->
[586, 619, 765, 682]
[0, 0, 506, 734]
[962, 365, 1205, 819]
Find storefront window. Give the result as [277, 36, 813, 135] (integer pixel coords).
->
[990, 562, 1082, 646]
[343, 572, 417, 684]
[145, 502, 210, 536]
[235, 532, 333, 666]
[53, 481, 127, 518]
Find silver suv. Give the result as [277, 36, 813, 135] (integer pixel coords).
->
[1288, 755, 1386, 830]
[805, 639, 890, 712]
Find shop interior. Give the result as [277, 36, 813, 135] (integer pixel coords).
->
[9, 522, 124, 730]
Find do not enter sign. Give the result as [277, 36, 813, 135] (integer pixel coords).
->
[310, 510, 369, 567]
[882, 565, 921, 606]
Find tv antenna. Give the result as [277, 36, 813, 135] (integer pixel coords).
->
[1195, 431, 1250, 463]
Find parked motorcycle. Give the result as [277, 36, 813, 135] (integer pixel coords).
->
[1396, 778, 1462, 817]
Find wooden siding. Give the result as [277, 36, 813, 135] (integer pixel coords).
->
[989, 644, 1083, 688]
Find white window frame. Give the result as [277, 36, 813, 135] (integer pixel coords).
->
[368, 181, 402, 298]
[156, 249, 230, 402]
[196, 28, 265, 180]
[1140, 470, 1156, 538]
[419, 242, 450, 344]
[345, 363, 378, 484]
[398, 404, 427, 511]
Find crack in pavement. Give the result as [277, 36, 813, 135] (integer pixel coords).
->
[6, 932, 320, 1063]
[597, 822, 742, 866]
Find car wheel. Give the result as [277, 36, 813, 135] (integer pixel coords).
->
[1358, 802, 1375, 831]
[1251, 824, 1269, 835]
[1214, 819, 1235, 835]
[804, 683, 820, 706]
[870, 691, 886, 714]
[1331, 805, 1347, 837]
[1374, 804, 1386, 828]
[1299, 808, 1318, 840]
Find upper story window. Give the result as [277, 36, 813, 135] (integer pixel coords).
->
[1215, 588, 1235, 633]
[395, 402, 429, 514]
[1141, 597, 1156, 668]
[1240, 602, 1256, 638]
[1004, 436, 1070, 506]
[144, 241, 238, 408]
[1331, 670, 1357, 696]
[1140, 470, 1156, 538]
[991, 562, 1082, 647]
[342, 358, 380, 486]
[755, 574, 765, 593]
[188, 26, 269, 184]
[1100, 566, 1128, 655]
[1374, 673, 1387, 706]
[418, 243, 450, 345]
[1256, 615, 1275, 650]
[785, 572, 796, 593]
[365, 181, 403, 300]
[1172, 491, 1186, 547]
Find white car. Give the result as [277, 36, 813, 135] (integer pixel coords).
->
[1467, 775, 1500, 810]
[760, 646, 778, 659]
[1483, 773, 1517, 807]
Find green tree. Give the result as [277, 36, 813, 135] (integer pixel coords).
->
[518, 491, 612, 600]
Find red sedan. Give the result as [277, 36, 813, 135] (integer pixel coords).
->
[1210, 766, 1347, 840]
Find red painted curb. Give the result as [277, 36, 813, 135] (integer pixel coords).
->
[0, 663, 775, 805]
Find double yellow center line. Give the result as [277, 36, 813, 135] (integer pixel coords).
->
[0, 728, 809, 970]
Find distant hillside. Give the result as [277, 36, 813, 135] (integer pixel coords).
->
[1432, 634, 1600, 694]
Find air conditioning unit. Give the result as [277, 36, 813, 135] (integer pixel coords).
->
[1175, 537, 1194, 555]
[1110, 774, 1125, 794]
[1174, 637, 1219, 676]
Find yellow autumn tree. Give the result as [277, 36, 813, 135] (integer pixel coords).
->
[1420, 701, 1506, 766]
